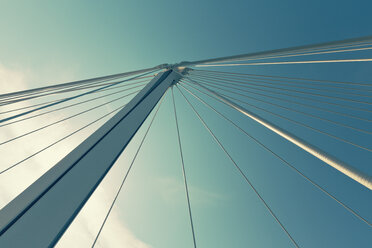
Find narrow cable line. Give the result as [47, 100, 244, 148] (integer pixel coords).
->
[0, 76, 153, 109]
[291, 40, 372, 53]
[0, 70, 154, 124]
[0, 76, 151, 108]
[33, 75, 153, 99]
[180, 76, 372, 190]
[180, 79, 372, 123]
[197, 58, 372, 67]
[178, 82, 371, 227]
[175, 84, 299, 248]
[190, 73, 372, 98]
[184, 79, 372, 152]
[183, 36, 372, 67]
[0, 99, 61, 115]
[91, 90, 168, 248]
[203, 44, 372, 64]
[52, 75, 153, 94]
[1, 69, 150, 99]
[0, 78, 150, 115]
[190, 70, 372, 92]
[0, 68, 156, 102]
[0, 83, 147, 128]
[189, 75, 372, 107]
[171, 87, 197, 248]
[200, 41, 372, 65]
[0, 75, 141, 105]
[0, 90, 141, 146]
[287, 40, 372, 53]
[188, 77, 372, 114]
[187, 77, 372, 133]
[0, 101, 129, 175]
[179, 80, 372, 135]
[191, 69, 372, 88]
[0, 77, 115, 103]
[189, 78, 372, 120]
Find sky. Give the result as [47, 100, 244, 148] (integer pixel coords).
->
[0, 0, 372, 247]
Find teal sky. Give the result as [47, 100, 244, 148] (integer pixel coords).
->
[2, 0, 372, 82]
[0, 1, 371, 248]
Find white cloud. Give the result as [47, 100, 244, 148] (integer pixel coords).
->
[156, 176, 225, 207]
[0, 63, 150, 248]
[0, 64, 28, 93]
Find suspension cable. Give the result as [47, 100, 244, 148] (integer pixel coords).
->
[0, 71, 155, 124]
[0, 90, 141, 146]
[188, 75, 372, 108]
[178, 36, 372, 67]
[188, 76, 372, 114]
[183, 79, 372, 152]
[175, 84, 299, 247]
[178, 80, 372, 134]
[179, 79, 372, 123]
[91, 90, 168, 248]
[202, 44, 372, 64]
[180, 76, 372, 190]
[0, 83, 147, 128]
[0, 78, 151, 115]
[190, 69, 372, 89]
[189, 73, 372, 98]
[0, 75, 152, 107]
[178, 82, 371, 226]
[0, 101, 129, 175]
[172, 87, 197, 248]
[196, 58, 372, 67]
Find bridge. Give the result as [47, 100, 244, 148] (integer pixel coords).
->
[0, 36, 371, 247]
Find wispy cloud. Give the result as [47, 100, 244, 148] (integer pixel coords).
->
[156, 176, 226, 207]
[0, 63, 150, 248]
